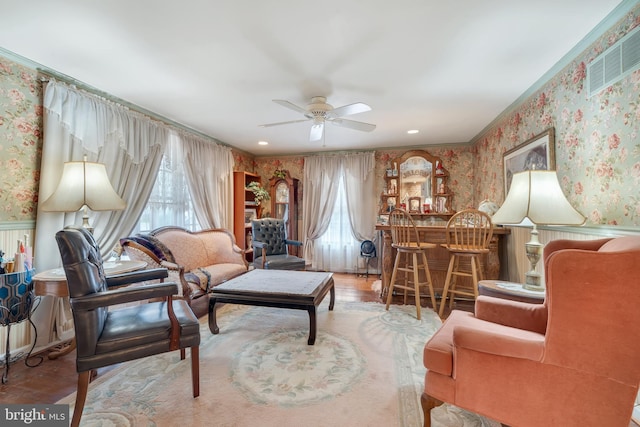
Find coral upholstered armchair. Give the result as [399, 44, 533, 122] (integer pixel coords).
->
[422, 236, 640, 427]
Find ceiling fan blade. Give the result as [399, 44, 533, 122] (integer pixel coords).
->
[310, 122, 324, 141]
[259, 119, 310, 128]
[329, 102, 371, 118]
[273, 99, 309, 115]
[331, 118, 376, 132]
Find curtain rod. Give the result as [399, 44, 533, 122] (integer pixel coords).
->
[36, 68, 231, 148]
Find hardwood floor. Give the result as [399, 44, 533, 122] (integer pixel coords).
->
[1, 272, 636, 427]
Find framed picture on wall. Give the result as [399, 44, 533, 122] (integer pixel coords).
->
[244, 208, 257, 226]
[503, 127, 555, 194]
[408, 197, 422, 213]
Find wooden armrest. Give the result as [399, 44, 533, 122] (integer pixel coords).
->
[121, 240, 163, 264]
[160, 260, 182, 271]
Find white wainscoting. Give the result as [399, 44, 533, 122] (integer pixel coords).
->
[501, 225, 640, 284]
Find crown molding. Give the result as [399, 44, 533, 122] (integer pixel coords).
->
[470, 0, 639, 145]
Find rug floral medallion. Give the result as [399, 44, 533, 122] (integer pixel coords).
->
[231, 329, 366, 406]
[58, 301, 497, 426]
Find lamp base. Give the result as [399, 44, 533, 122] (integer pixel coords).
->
[524, 225, 544, 291]
[81, 206, 94, 234]
[524, 272, 544, 291]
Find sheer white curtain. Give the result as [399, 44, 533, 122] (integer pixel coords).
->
[304, 152, 377, 272]
[312, 176, 360, 272]
[35, 80, 168, 271]
[133, 134, 199, 233]
[302, 155, 342, 261]
[94, 125, 165, 247]
[344, 152, 377, 241]
[181, 132, 234, 230]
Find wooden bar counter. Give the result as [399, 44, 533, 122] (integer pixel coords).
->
[375, 223, 510, 298]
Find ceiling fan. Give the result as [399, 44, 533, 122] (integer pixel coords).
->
[259, 96, 376, 142]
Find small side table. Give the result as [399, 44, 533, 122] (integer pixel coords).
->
[32, 260, 147, 359]
[478, 280, 545, 304]
[1, 269, 41, 383]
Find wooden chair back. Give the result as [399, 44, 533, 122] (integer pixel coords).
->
[389, 208, 421, 248]
[444, 209, 494, 253]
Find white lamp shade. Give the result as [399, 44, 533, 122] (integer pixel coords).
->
[492, 170, 585, 226]
[40, 160, 126, 212]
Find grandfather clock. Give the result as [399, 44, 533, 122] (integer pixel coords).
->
[269, 170, 299, 247]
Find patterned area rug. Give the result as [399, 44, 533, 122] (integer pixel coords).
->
[58, 301, 497, 426]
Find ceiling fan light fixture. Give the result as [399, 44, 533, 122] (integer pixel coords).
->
[260, 96, 376, 143]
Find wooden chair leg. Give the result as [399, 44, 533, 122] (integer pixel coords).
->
[452, 257, 462, 285]
[191, 346, 200, 397]
[180, 348, 186, 360]
[386, 252, 402, 310]
[412, 252, 421, 320]
[471, 256, 480, 298]
[438, 256, 456, 317]
[421, 251, 437, 310]
[421, 392, 443, 427]
[402, 252, 409, 305]
[71, 370, 91, 427]
[448, 256, 460, 309]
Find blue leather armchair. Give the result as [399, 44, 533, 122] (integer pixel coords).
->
[251, 218, 305, 270]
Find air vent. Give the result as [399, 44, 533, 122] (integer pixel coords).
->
[588, 25, 640, 97]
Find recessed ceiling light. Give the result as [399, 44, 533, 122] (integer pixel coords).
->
[258, 141, 269, 145]
[407, 130, 419, 134]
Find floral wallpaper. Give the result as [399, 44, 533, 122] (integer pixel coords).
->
[231, 149, 256, 175]
[251, 146, 475, 220]
[1, 4, 639, 228]
[0, 58, 42, 221]
[474, 7, 640, 227]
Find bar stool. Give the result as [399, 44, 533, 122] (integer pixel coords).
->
[438, 209, 494, 318]
[385, 209, 437, 320]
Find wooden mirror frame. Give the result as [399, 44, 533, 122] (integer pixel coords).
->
[394, 149, 442, 210]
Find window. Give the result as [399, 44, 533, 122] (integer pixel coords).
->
[132, 139, 199, 233]
[312, 176, 360, 272]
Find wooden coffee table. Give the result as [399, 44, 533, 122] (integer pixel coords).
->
[208, 269, 335, 345]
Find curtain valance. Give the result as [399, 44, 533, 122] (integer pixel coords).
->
[43, 79, 168, 164]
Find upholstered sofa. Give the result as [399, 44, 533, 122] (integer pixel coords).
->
[120, 226, 248, 305]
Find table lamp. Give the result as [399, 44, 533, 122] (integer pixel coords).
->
[40, 156, 126, 233]
[491, 170, 585, 290]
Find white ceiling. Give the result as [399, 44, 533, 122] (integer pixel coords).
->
[0, 0, 624, 155]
